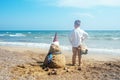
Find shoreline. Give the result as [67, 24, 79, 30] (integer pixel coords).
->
[0, 45, 120, 61]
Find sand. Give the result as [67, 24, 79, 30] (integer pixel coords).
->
[0, 46, 120, 80]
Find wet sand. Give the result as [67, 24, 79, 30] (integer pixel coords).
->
[0, 46, 120, 80]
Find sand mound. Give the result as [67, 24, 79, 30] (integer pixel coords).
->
[44, 53, 66, 68]
[43, 44, 66, 68]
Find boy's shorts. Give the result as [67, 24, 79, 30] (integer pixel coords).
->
[72, 45, 88, 55]
[72, 45, 82, 55]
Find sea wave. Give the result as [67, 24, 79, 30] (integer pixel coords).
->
[9, 33, 26, 37]
[34, 37, 41, 39]
[0, 41, 120, 54]
[88, 37, 120, 40]
[6, 32, 10, 33]
[111, 37, 120, 40]
[28, 32, 31, 34]
[0, 34, 7, 36]
[0, 42, 50, 49]
[88, 48, 120, 54]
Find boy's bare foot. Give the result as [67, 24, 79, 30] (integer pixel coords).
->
[72, 64, 77, 66]
[78, 66, 81, 71]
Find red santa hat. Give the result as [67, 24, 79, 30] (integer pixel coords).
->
[52, 32, 59, 46]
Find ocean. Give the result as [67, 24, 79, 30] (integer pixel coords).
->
[0, 30, 120, 55]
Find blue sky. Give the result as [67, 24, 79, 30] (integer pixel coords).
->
[0, 0, 120, 30]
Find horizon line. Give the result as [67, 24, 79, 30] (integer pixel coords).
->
[0, 29, 120, 31]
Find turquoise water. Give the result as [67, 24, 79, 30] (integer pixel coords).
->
[0, 30, 120, 54]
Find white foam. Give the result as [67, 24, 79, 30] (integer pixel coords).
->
[88, 48, 120, 54]
[111, 37, 120, 40]
[9, 33, 26, 37]
[0, 41, 70, 50]
[0, 42, 50, 49]
[88, 36, 120, 40]
[0, 41, 120, 54]
[61, 45, 71, 50]
[34, 37, 41, 39]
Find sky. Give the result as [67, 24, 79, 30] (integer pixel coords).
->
[0, 0, 120, 30]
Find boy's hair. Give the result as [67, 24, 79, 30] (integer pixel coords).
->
[74, 20, 81, 27]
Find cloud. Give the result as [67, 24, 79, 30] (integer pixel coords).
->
[56, 0, 120, 8]
[72, 12, 95, 18]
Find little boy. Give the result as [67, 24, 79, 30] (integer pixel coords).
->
[69, 20, 88, 67]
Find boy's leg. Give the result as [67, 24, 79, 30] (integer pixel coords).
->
[72, 47, 77, 66]
[78, 46, 82, 66]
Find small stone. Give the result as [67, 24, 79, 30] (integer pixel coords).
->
[48, 72, 51, 75]
[44, 67, 49, 71]
[17, 65, 25, 68]
[51, 70, 57, 75]
[66, 69, 70, 72]
[64, 67, 68, 70]
[42, 66, 46, 69]
[78, 67, 81, 71]
[53, 69, 57, 71]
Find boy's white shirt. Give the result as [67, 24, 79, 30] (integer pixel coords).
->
[69, 27, 88, 47]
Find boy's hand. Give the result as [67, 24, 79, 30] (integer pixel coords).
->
[81, 37, 84, 42]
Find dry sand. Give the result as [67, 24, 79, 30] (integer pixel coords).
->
[0, 46, 120, 80]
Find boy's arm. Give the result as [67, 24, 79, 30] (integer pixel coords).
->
[82, 31, 88, 41]
[69, 31, 74, 45]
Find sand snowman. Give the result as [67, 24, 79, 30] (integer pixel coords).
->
[43, 33, 66, 68]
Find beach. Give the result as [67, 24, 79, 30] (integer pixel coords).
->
[0, 46, 120, 80]
[1, 0, 120, 79]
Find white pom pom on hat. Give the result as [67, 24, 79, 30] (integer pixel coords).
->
[52, 32, 59, 46]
